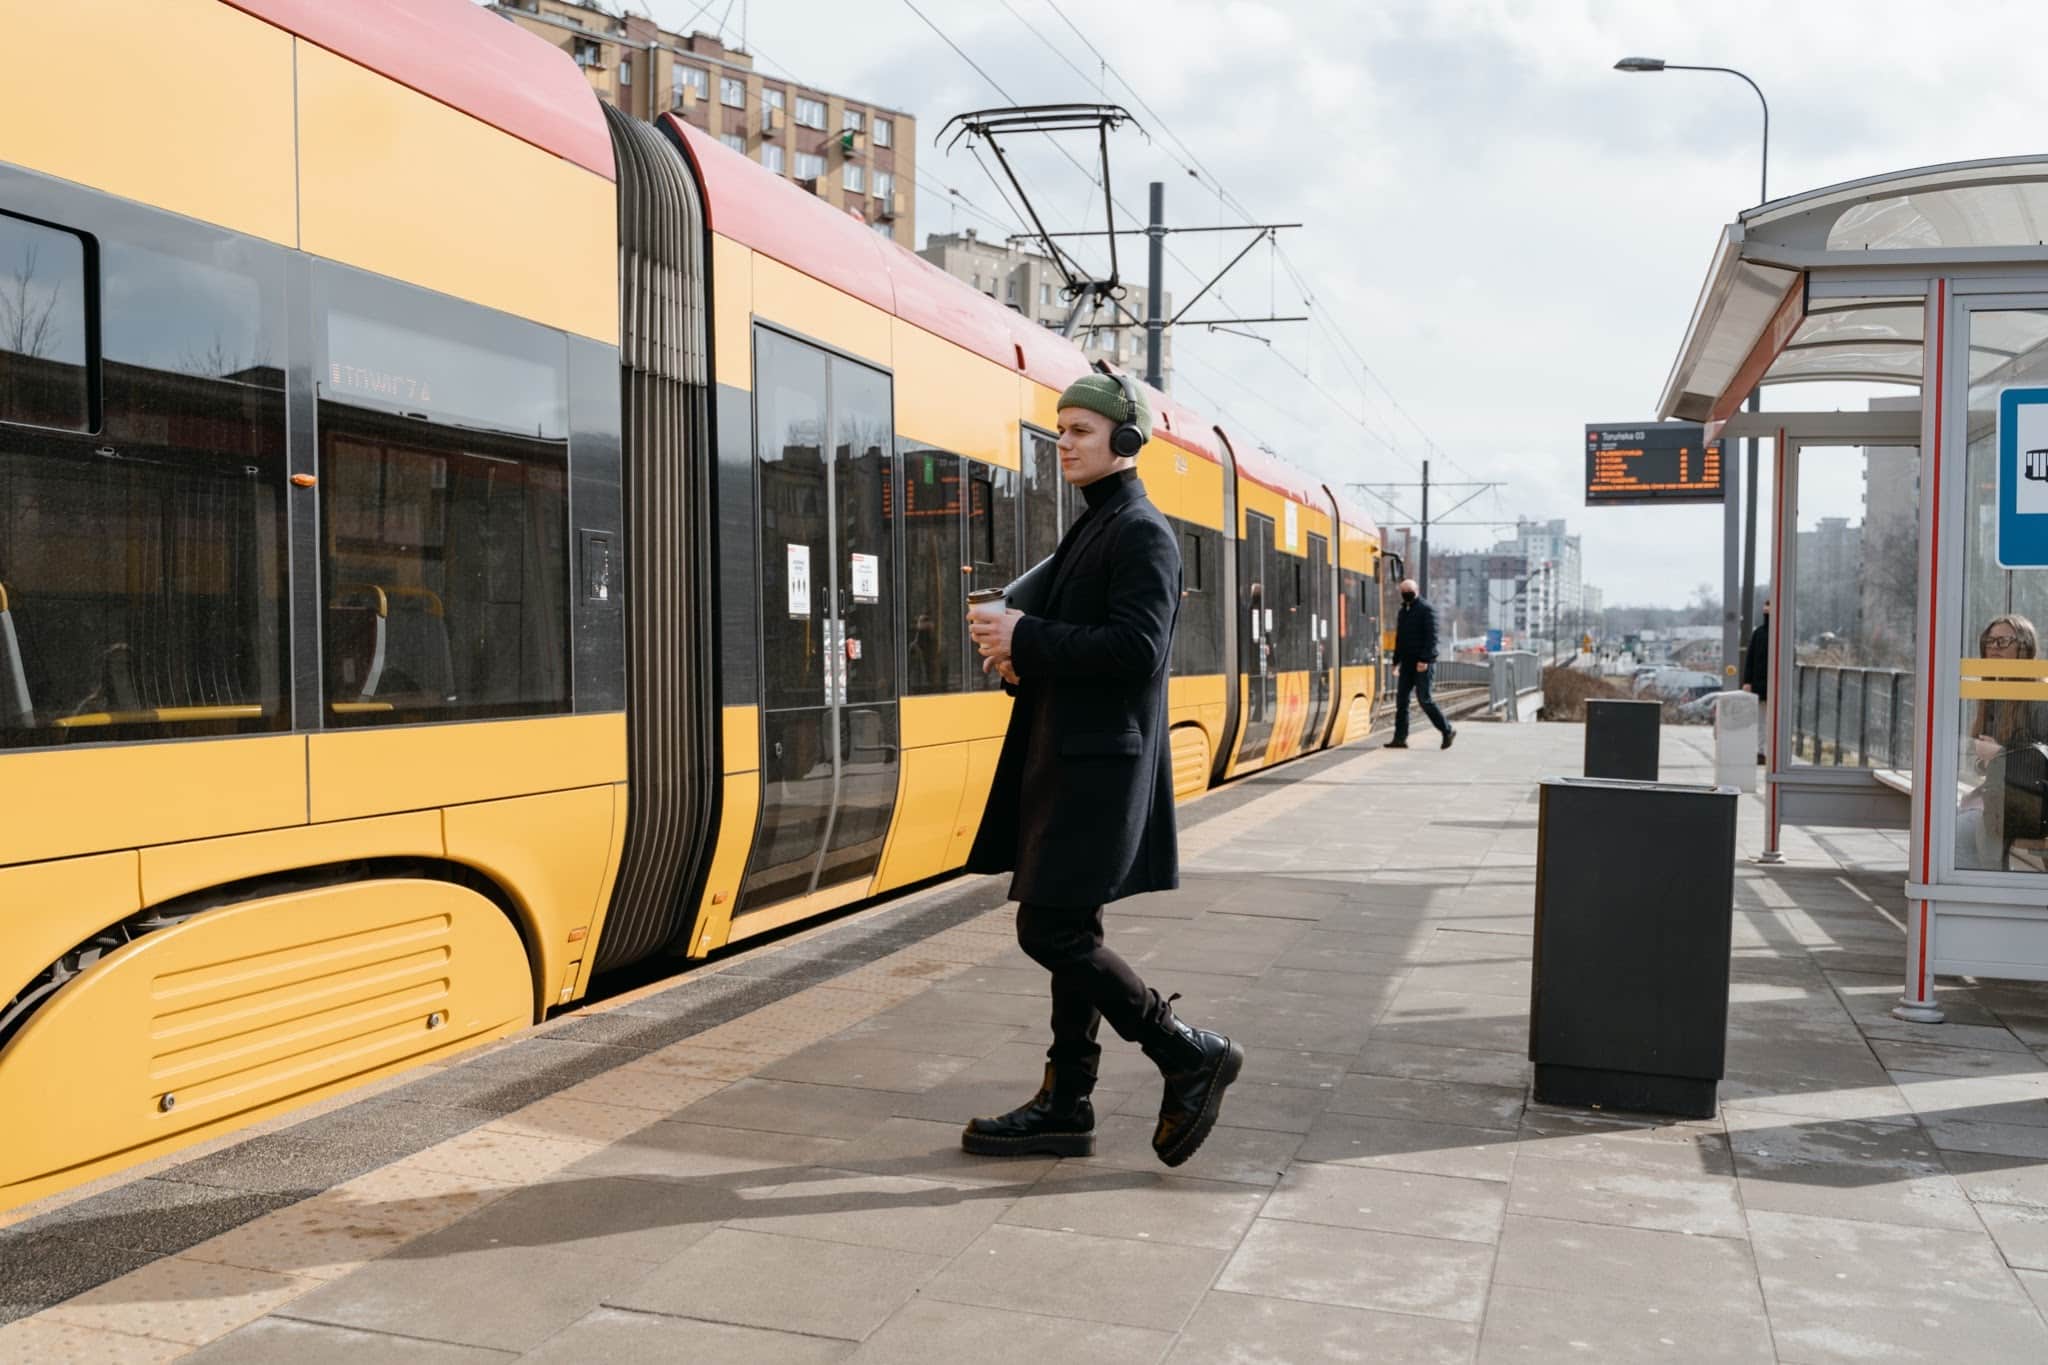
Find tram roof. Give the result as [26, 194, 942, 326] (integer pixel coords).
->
[1659, 154, 2048, 423]
[225, 0, 615, 179]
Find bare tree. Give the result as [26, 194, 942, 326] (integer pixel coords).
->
[0, 242, 62, 359]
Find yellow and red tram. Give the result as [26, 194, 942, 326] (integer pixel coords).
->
[0, 0, 1383, 1209]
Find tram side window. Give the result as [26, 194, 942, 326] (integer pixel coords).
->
[1021, 427, 1060, 570]
[1171, 520, 1225, 677]
[966, 461, 1020, 689]
[316, 275, 570, 726]
[1, 222, 289, 749]
[1339, 568, 1374, 666]
[902, 447, 963, 696]
[0, 214, 90, 431]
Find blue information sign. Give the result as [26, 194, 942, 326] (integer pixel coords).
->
[1999, 387, 2048, 569]
[1486, 629, 1503, 653]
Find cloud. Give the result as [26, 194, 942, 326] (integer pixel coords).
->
[627, 0, 2020, 604]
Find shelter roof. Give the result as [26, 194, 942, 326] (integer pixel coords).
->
[1659, 155, 2048, 421]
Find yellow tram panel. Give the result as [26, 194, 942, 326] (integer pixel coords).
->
[307, 713, 626, 825]
[723, 704, 761, 774]
[567, 783, 630, 1003]
[751, 254, 892, 364]
[0, 852, 140, 1030]
[140, 811, 443, 908]
[1021, 374, 1062, 433]
[945, 738, 1006, 869]
[0, 736, 306, 871]
[873, 742, 970, 895]
[894, 322, 1020, 470]
[443, 785, 619, 1014]
[711, 234, 756, 392]
[295, 42, 617, 345]
[1177, 447, 1229, 533]
[5, 0, 297, 247]
[900, 691, 1010, 749]
[0, 877, 531, 1214]
[685, 770, 763, 957]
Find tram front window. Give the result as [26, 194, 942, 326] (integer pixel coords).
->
[1957, 307, 2048, 871]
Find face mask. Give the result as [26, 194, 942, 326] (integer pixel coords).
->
[1401, 592, 1416, 604]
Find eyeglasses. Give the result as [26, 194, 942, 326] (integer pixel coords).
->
[1986, 634, 2021, 649]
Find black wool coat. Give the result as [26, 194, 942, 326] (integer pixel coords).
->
[1392, 596, 1440, 667]
[966, 475, 1182, 909]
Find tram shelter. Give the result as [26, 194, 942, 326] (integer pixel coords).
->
[1659, 156, 2048, 1022]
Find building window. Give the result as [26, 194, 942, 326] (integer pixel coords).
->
[795, 96, 827, 130]
[572, 37, 601, 68]
[843, 109, 864, 133]
[873, 170, 894, 199]
[1040, 282, 1051, 307]
[971, 272, 980, 290]
[842, 162, 864, 194]
[874, 117, 892, 147]
[1005, 277, 1017, 304]
[761, 88, 784, 135]
[619, 56, 631, 85]
[795, 151, 826, 181]
[873, 220, 894, 239]
[760, 143, 784, 175]
[673, 64, 708, 106]
[720, 76, 745, 107]
[721, 133, 746, 154]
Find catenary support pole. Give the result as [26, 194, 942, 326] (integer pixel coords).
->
[1418, 459, 1431, 599]
[1145, 181, 1165, 389]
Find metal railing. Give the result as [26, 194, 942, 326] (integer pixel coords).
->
[1790, 664, 1914, 769]
[1431, 659, 1493, 687]
[1488, 651, 1541, 720]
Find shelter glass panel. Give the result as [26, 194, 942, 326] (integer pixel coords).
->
[1956, 307, 2048, 872]
[1785, 443, 1919, 775]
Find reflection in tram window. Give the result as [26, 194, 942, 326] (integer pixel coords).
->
[1022, 426, 1061, 568]
[902, 448, 963, 696]
[316, 272, 569, 727]
[1170, 520, 1224, 677]
[0, 222, 288, 748]
[966, 461, 1018, 689]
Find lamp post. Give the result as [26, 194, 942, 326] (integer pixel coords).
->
[1615, 56, 1771, 688]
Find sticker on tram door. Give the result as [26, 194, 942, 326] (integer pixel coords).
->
[850, 551, 879, 603]
[787, 543, 811, 617]
[1998, 388, 2048, 567]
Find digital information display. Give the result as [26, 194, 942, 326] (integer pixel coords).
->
[1585, 421, 1724, 505]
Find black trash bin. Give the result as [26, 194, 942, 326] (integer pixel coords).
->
[1584, 698, 1661, 780]
[1529, 776, 1738, 1119]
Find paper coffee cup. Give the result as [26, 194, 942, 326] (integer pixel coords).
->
[966, 588, 1007, 621]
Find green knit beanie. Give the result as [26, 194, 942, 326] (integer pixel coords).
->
[1057, 373, 1152, 442]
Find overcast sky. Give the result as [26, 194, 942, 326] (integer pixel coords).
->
[623, 0, 2041, 606]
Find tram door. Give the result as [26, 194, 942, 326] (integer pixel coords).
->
[1304, 532, 1332, 746]
[741, 330, 900, 914]
[1238, 511, 1279, 765]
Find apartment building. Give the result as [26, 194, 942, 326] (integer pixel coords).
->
[489, 0, 915, 245]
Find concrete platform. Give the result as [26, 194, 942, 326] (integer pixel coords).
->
[6, 723, 2048, 1362]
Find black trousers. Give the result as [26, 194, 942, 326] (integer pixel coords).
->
[1015, 901, 1169, 1089]
[1393, 662, 1451, 742]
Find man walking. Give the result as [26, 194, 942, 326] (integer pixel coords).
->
[963, 372, 1243, 1168]
[1388, 577, 1454, 750]
[1742, 598, 1771, 763]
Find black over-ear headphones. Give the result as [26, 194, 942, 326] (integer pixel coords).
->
[1110, 371, 1146, 459]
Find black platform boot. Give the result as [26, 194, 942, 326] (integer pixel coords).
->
[960, 1064, 1096, 1157]
[1141, 1000, 1245, 1168]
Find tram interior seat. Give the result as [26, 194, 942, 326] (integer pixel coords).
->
[0, 583, 31, 728]
[328, 585, 456, 711]
[1994, 743, 2048, 871]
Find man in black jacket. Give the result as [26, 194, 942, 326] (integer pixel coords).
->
[963, 372, 1243, 1169]
[1742, 599, 1771, 763]
[1388, 578, 1454, 749]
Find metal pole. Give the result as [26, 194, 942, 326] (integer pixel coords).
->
[1418, 459, 1431, 599]
[1722, 407, 1742, 685]
[1738, 391, 1760, 670]
[1144, 181, 1165, 389]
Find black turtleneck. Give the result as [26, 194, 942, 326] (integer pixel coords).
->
[1079, 466, 1138, 510]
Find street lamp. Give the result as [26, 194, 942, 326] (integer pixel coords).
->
[1614, 55, 1772, 690]
[1611, 58, 1769, 203]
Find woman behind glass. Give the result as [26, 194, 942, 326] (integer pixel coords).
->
[1958, 614, 2048, 868]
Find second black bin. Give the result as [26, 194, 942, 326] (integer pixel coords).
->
[1529, 776, 1738, 1119]
[1584, 697, 1661, 780]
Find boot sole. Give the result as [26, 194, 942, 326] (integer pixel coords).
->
[959, 1129, 1095, 1158]
[1157, 1040, 1246, 1169]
